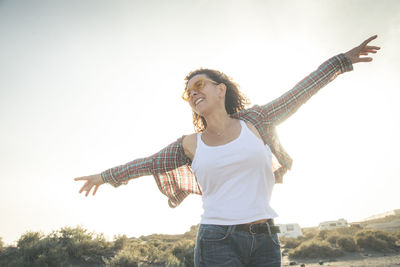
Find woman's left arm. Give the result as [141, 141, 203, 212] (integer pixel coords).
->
[261, 35, 380, 126]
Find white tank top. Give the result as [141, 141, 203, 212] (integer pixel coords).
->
[191, 120, 278, 225]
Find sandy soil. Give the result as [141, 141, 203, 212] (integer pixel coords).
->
[282, 252, 400, 266]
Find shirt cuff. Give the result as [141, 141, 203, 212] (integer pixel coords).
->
[336, 53, 353, 73]
[101, 169, 124, 187]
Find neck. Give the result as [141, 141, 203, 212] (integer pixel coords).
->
[203, 110, 233, 135]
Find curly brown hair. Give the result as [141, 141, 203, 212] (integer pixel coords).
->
[184, 68, 250, 133]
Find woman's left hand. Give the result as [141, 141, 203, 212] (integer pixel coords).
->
[345, 35, 380, 64]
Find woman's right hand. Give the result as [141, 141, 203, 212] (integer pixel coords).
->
[74, 173, 105, 197]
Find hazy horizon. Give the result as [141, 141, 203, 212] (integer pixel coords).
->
[1, 0, 399, 246]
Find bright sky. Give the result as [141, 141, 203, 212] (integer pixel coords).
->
[1, 0, 399, 246]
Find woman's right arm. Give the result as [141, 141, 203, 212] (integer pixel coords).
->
[74, 135, 195, 197]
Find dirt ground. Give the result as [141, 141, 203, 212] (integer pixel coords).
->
[282, 252, 400, 266]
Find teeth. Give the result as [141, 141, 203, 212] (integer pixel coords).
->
[195, 98, 204, 105]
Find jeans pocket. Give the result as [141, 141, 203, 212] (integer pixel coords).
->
[196, 225, 235, 266]
[269, 233, 281, 247]
[199, 224, 231, 242]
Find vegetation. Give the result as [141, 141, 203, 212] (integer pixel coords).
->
[289, 239, 343, 258]
[285, 226, 400, 259]
[0, 222, 399, 265]
[0, 225, 198, 267]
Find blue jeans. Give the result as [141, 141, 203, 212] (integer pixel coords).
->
[194, 224, 281, 267]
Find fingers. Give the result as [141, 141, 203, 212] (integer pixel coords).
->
[83, 183, 93, 197]
[93, 185, 99, 196]
[362, 46, 380, 55]
[77, 180, 93, 197]
[79, 181, 90, 194]
[85, 187, 92, 197]
[74, 177, 87, 181]
[366, 46, 380, 51]
[361, 34, 378, 47]
[75, 175, 101, 197]
[357, 57, 373, 62]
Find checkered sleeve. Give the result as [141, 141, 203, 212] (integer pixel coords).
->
[100, 138, 189, 188]
[101, 156, 153, 187]
[261, 53, 353, 125]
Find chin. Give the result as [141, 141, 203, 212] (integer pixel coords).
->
[194, 106, 210, 117]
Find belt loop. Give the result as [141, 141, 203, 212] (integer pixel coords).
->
[229, 224, 236, 234]
[265, 220, 272, 237]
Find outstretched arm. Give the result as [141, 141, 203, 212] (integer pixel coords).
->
[261, 35, 380, 126]
[73, 137, 190, 197]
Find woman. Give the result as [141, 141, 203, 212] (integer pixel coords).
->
[74, 35, 380, 266]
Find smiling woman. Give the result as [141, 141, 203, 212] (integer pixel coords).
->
[183, 70, 250, 133]
[74, 35, 380, 267]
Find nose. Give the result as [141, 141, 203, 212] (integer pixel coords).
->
[189, 89, 198, 99]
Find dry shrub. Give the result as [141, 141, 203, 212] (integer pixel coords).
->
[289, 240, 343, 259]
[326, 234, 340, 246]
[280, 237, 302, 249]
[334, 227, 359, 236]
[337, 236, 358, 252]
[316, 230, 329, 240]
[355, 230, 397, 252]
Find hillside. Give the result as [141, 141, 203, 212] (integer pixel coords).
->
[356, 214, 400, 232]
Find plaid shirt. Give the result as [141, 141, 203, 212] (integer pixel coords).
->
[102, 53, 353, 208]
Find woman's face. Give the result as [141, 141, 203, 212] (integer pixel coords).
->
[185, 74, 223, 116]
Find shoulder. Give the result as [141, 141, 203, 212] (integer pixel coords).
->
[244, 121, 263, 142]
[182, 133, 197, 161]
[232, 105, 264, 122]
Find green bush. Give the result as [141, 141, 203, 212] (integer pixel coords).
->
[289, 239, 343, 259]
[0, 247, 21, 267]
[54, 225, 112, 261]
[13, 231, 69, 266]
[113, 234, 130, 251]
[104, 239, 171, 266]
[355, 230, 397, 251]
[0, 226, 115, 266]
[32, 236, 69, 267]
[165, 254, 183, 267]
[17, 231, 43, 249]
[17, 231, 45, 263]
[171, 240, 195, 267]
[104, 249, 139, 267]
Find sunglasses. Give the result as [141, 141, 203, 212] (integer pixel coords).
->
[182, 78, 218, 101]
